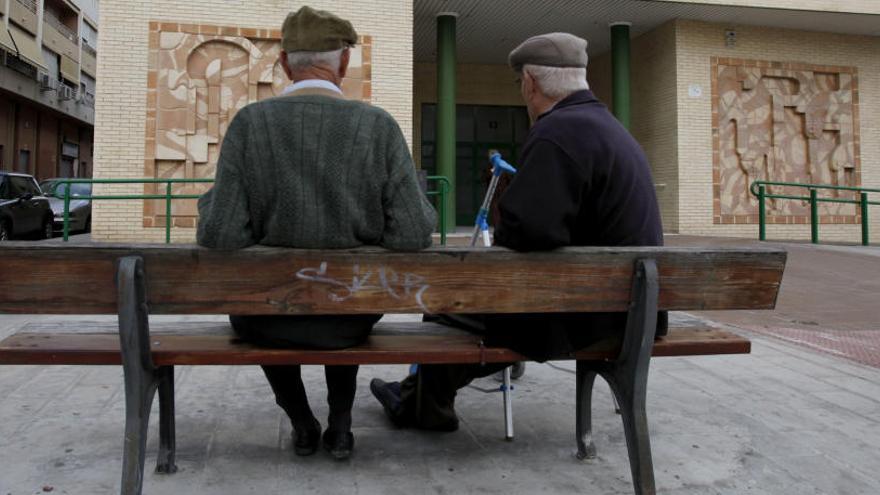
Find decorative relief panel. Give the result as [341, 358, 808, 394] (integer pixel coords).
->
[712, 58, 861, 225]
[144, 22, 372, 228]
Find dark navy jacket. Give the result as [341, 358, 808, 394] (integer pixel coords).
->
[489, 90, 665, 361]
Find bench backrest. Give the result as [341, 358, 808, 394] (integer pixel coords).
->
[0, 243, 786, 315]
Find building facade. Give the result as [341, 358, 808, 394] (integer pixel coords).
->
[93, 0, 879, 244]
[0, 0, 97, 181]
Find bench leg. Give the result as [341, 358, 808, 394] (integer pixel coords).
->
[612, 258, 659, 495]
[576, 259, 658, 494]
[601, 368, 655, 495]
[117, 256, 157, 495]
[156, 366, 178, 474]
[575, 363, 598, 460]
[121, 368, 159, 495]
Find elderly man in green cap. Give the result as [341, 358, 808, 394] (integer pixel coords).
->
[197, 6, 436, 460]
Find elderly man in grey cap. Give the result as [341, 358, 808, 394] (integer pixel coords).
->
[371, 33, 664, 432]
[198, 6, 436, 459]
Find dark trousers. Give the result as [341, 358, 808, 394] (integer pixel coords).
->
[399, 362, 510, 431]
[230, 314, 381, 432]
[397, 314, 508, 430]
[398, 313, 621, 430]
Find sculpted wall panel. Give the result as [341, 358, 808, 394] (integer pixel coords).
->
[144, 23, 372, 228]
[712, 58, 861, 225]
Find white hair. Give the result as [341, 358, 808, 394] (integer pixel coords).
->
[286, 48, 345, 71]
[522, 64, 589, 99]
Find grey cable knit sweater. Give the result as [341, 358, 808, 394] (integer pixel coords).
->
[197, 90, 436, 250]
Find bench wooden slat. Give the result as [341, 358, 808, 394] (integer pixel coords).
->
[0, 324, 750, 366]
[0, 243, 786, 315]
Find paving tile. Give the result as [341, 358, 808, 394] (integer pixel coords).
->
[4, 315, 880, 494]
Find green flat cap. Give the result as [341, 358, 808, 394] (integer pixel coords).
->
[281, 6, 358, 52]
[509, 32, 589, 72]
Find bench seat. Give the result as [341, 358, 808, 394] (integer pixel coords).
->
[0, 321, 750, 366]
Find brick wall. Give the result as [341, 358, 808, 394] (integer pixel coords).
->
[631, 22, 680, 233]
[94, 0, 413, 242]
[674, 19, 880, 242]
[589, 22, 679, 232]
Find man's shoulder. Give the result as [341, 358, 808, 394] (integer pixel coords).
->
[250, 96, 399, 126]
[538, 99, 613, 129]
[533, 99, 634, 148]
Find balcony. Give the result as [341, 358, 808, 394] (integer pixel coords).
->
[42, 18, 79, 61]
[14, 0, 37, 14]
[10, 0, 38, 34]
[44, 10, 78, 44]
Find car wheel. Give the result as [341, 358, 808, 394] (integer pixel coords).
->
[41, 217, 54, 240]
[0, 221, 10, 241]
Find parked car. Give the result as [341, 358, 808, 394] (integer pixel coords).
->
[39, 179, 92, 233]
[0, 172, 54, 241]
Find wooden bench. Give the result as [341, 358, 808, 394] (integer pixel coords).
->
[0, 243, 786, 495]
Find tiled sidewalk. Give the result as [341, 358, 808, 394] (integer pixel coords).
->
[1, 314, 879, 494]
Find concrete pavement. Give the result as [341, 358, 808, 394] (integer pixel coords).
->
[668, 236, 880, 368]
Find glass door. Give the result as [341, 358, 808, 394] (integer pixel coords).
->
[421, 103, 529, 226]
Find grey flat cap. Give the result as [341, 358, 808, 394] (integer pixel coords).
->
[508, 32, 589, 72]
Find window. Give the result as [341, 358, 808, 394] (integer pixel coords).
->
[41, 181, 90, 198]
[17, 150, 30, 174]
[41, 47, 61, 81]
[420, 103, 529, 225]
[10, 176, 40, 196]
[26, 177, 41, 195]
[0, 177, 10, 200]
[60, 157, 74, 177]
[8, 177, 28, 197]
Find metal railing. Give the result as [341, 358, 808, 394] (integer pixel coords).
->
[54, 178, 213, 243]
[426, 175, 450, 245]
[43, 11, 78, 43]
[15, 0, 37, 14]
[55, 175, 452, 245]
[750, 181, 879, 246]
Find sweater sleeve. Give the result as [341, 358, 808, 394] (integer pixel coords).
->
[196, 109, 256, 249]
[494, 138, 584, 251]
[379, 119, 437, 251]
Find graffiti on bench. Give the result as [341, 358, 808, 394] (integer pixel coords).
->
[296, 262, 431, 312]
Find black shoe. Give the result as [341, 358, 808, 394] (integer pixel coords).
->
[370, 378, 406, 427]
[292, 417, 321, 456]
[322, 429, 354, 460]
[494, 362, 527, 382]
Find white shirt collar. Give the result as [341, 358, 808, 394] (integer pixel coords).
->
[282, 79, 343, 95]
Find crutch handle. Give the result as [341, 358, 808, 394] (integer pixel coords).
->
[489, 152, 518, 176]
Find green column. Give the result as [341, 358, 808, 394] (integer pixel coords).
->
[436, 13, 457, 231]
[758, 185, 767, 241]
[810, 189, 819, 244]
[610, 22, 632, 130]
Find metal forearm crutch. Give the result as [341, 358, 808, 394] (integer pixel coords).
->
[471, 152, 518, 440]
[470, 152, 517, 248]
